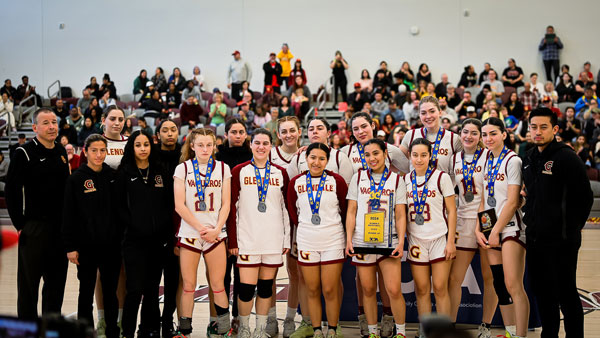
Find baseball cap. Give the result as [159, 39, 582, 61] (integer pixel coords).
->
[466, 106, 475, 112]
[377, 130, 386, 137]
[354, 82, 361, 88]
[232, 50, 240, 56]
[542, 96, 552, 103]
[146, 81, 154, 87]
[269, 52, 276, 57]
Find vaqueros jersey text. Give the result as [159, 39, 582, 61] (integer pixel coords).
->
[269, 146, 295, 170]
[401, 128, 462, 173]
[452, 149, 489, 218]
[287, 147, 353, 184]
[174, 159, 231, 238]
[287, 170, 348, 251]
[347, 169, 407, 247]
[227, 161, 291, 255]
[404, 169, 455, 240]
[341, 142, 410, 174]
[482, 150, 524, 234]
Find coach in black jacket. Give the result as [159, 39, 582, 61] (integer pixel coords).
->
[62, 134, 120, 338]
[263, 53, 283, 93]
[522, 107, 593, 338]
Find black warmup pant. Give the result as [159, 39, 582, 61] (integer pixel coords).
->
[543, 59, 560, 82]
[231, 83, 243, 102]
[161, 244, 180, 329]
[527, 239, 583, 338]
[224, 254, 240, 317]
[76, 246, 121, 338]
[333, 79, 347, 105]
[17, 220, 68, 320]
[122, 241, 165, 336]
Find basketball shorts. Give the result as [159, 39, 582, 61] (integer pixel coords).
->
[455, 217, 478, 250]
[177, 236, 225, 254]
[297, 249, 345, 266]
[407, 234, 449, 265]
[237, 253, 284, 268]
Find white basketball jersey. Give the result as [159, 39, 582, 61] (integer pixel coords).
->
[342, 142, 410, 174]
[228, 161, 291, 255]
[452, 149, 489, 218]
[482, 151, 524, 234]
[287, 147, 353, 184]
[288, 171, 347, 251]
[104, 135, 127, 169]
[347, 169, 406, 247]
[404, 169, 455, 240]
[174, 159, 231, 238]
[269, 146, 295, 169]
[402, 128, 462, 173]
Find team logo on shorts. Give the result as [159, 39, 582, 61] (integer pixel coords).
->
[240, 255, 249, 262]
[155, 175, 164, 187]
[83, 179, 96, 193]
[355, 254, 365, 261]
[409, 245, 421, 259]
[185, 238, 196, 245]
[299, 251, 310, 260]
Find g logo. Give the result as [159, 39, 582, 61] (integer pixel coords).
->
[300, 251, 310, 261]
[409, 245, 421, 259]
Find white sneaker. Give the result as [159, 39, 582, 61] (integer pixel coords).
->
[239, 326, 252, 338]
[477, 323, 491, 338]
[283, 318, 296, 338]
[252, 327, 270, 338]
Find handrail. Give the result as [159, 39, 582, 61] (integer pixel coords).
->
[47, 79, 61, 99]
[17, 94, 38, 126]
[304, 75, 333, 125]
[0, 112, 10, 145]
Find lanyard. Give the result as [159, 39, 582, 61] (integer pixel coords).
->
[252, 159, 271, 204]
[192, 157, 214, 207]
[356, 142, 368, 170]
[461, 148, 483, 194]
[411, 166, 434, 217]
[368, 166, 390, 209]
[424, 127, 445, 169]
[306, 171, 327, 216]
[486, 147, 509, 199]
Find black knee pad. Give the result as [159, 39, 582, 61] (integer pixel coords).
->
[238, 283, 256, 302]
[490, 264, 513, 305]
[257, 279, 274, 299]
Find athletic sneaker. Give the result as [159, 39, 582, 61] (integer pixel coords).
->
[283, 318, 296, 338]
[163, 322, 178, 338]
[390, 334, 406, 338]
[368, 333, 381, 338]
[336, 326, 343, 338]
[118, 320, 123, 336]
[313, 330, 325, 338]
[251, 327, 270, 338]
[289, 320, 313, 338]
[231, 318, 240, 335]
[325, 328, 339, 338]
[266, 316, 279, 337]
[96, 318, 107, 338]
[476, 323, 491, 338]
[380, 315, 395, 338]
[357, 314, 368, 337]
[504, 330, 513, 338]
[207, 321, 218, 338]
[238, 326, 252, 338]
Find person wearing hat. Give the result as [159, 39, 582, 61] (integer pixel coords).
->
[455, 90, 476, 119]
[227, 50, 253, 102]
[347, 82, 367, 112]
[574, 85, 599, 117]
[277, 43, 294, 90]
[263, 53, 283, 94]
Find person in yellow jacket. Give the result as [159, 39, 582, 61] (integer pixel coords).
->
[278, 43, 294, 91]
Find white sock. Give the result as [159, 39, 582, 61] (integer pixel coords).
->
[395, 323, 406, 335]
[239, 315, 250, 328]
[368, 324, 378, 334]
[286, 307, 297, 320]
[506, 325, 516, 335]
[210, 316, 217, 323]
[268, 306, 277, 319]
[97, 310, 105, 320]
[117, 309, 123, 322]
[256, 314, 268, 330]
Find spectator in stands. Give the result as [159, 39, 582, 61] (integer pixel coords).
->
[227, 50, 253, 102]
[375, 61, 393, 85]
[260, 85, 281, 108]
[556, 72, 577, 103]
[347, 82, 367, 112]
[1, 79, 17, 100]
[538, 25, 563, 81]
[15, 76, 41, 106]
[478, 62, 492, 85]
[180, 95, 205, 128]
[575, 72, 592, 95]
[264, 107, 278, 138]
[78, 117, 98, 146]
[333, 120, 350, 146]
[530, 73, 545, 94]
[541, 81, 559, 104]
[77, 89, 93, 112]
[458, 65, 477, 88]
[191, 66, 205, 92]
[555, 64, 573, 86]
[165, 82, 181, 110]
[169, 67, 186, 94]
[278, 96, 294, 117]
[358, 69, 373, 93]
[505, 92, 525, 120]
[392, 80, 408, 107]
[263, 52, 283, 93]
[361, 101, 374, 116]
[581, 98, 598, 121]
[0, 93, 16, 131]
[416, 80, 428, 97]
[234, 102, 255, 133]
[52, 99, 68, 120]
[123, 117, 134, 136]
[519, 82, 539, 110]
[574, 86, 598, 116]
[380, 113, 398, 138]
[455, 90, 475, 119]
[573, 135, 593, 166]
[330, 50, 349, 105]
[373, 67, 392, 92]
[209, 92, 227, 127]
[584, 108, 600, 142]
[181, 80, 201, 103]
[152, 67, 168, 94]
[481, 69, 504, 97]
[288, 59, 306, 87]
[381, 99, 404, 125]
[503, 106, 519, 132]
[398, 62, 415, 87]
[133, 69, 148, 95]
[58, 118, 78, 145]
[84, 98, 102, 123]
[286, 75, 311, 101]
[100, 73, 117, 99]
[253, 104, 272, 128]
[580, 61, 593, 82]
[138, 118, 153, 135]
[99, 90, 116, 111]
[141, 90, 166, 115]
[425, 82, 436, 98]
[435, 73, 450, 98]
[541, 96, 563, 118]
[403, 91, 420, 126]
[475, 84, 491, 109]
[238, 88, 257, 112]
[64, 143, 79, 171]
[59, 135, 69, 147]
[85, 76, 100, 98]
[558, 106, 581, 141]
[445, 85, 461, 109]
[438, 97, 458, 124]
[371, 91, 388, 119]
[139, 81, 156, 105]
[277, 43, 293, 90]
[417, 63, 432, 84]
[9, 133, 26, 159]
[66, 107, 84, 133]
[501, 58, 524, 88]
[291, 87, 310, 118]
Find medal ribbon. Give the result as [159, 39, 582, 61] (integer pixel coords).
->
[461, 147, 483, 194]
[368, 166, 390, 209]
[306, 171, 327, 216]
[486, 146, 509, 200]
[424, 127, 445, 169]
[356, 142, 368, 170]
[252, 159, 271, 205]
[193, 156, 214, 205]
[411, 166, 434, 217]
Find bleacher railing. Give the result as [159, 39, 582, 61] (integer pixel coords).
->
[47, 79, 61, 100]
[304, 75, 333, 125]
[17, 94, 38, 127]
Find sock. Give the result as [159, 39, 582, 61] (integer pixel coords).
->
[215, 304, 229, 316]
[117, 309, 123, 322]
[301, 314, 311, 325]
[286, 307, 297, 320]
[210, 316, 218, 323]
[268, 306, 277, 319]
[358, 306, 365, 315]
[328, 325, 337, 331]
[239, 315, 250, 328]
[179, 317, 192, 331]
[482, 322, 491, 329]
[382, 306, 393, 316]
[506, 325, 516, 335]
[313, 326, 322, 333]
[368, 324, 378, 334]
[395, 323, 405, 335]
[256, 314, 268, 330]
[97, 310, 105, 320]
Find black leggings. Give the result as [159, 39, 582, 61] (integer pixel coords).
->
[333, 79, 347, 104]
[543, 59, 560, 82]
[223, 254, 240, 317]
[161, 245, 180, 328]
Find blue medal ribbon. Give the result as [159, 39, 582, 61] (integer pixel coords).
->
[252, 159, 271, 205]
[424, 127, 445, 169]
[411, 166, 434, 218]
[368, 166, 390, 209]
[486, 146, 509, 201]
[306, 171, 327, 217]
[461, 147, 483, 194]
[356, 142, 368, 170]
[192, 156, 214, 206]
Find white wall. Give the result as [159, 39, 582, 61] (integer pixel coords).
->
[1, 0, 598, 99]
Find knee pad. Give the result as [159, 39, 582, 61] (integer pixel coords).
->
[238, 283, 256, 302]
[490, 265, 513, 305]
[257, 279, 274, 299]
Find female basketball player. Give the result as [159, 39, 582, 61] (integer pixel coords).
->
[476, 117, 529, 338]
[227, 128, 290, 338]
[345, 139, 408, 338]
[174, 128, 232, 337]
[405, 138, 456, 321]
[447, 119, 498, 338]
[287, 143, 347, 338]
